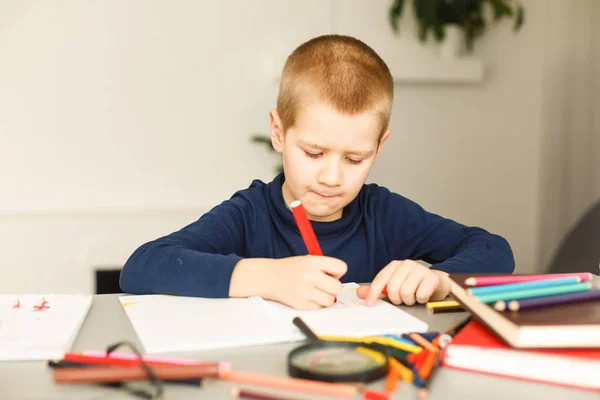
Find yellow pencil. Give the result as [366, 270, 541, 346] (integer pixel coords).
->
[319, 336, 423, 354]
[425, 300, 460, 309]
[388, 357, 414, 382]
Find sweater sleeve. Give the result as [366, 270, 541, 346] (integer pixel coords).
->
[119, 195, 256, 298]
[381, 188, 515, 274]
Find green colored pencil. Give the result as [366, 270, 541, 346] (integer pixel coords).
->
[474, 282, 592, 304]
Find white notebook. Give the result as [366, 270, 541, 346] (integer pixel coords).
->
[0, 294, 93, 360]
[119, 283, 429, 354]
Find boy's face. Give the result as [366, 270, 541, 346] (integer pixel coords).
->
[270, 99, 389, 222]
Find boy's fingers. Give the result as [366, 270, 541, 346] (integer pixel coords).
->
[399, 270, 425, 306]
[319, 259, 348, 279]
[415, 273, 439, 304]
[316, 273, 343, 296]
[357, 285, 386, 299]
[356, 285, 369, 298]
[366, 267, 395, 306]
[311, 288, 336, 307]
[385, 264, 412, 305]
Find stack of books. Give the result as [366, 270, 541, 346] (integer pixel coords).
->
[441, 273, 600, 392]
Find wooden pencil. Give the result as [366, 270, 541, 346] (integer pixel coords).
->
[53, 363, 225, 384]
[232, 388, 302, 400]
[220, 369, 358, 398]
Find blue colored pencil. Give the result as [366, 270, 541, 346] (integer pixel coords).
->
[467, 276, 581, 296]
[384, 334, 418, 346]
[474, 282, 592, 304]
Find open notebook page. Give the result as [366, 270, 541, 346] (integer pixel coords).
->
[261, 283, 429, 338]
[119, 283, 428, 354]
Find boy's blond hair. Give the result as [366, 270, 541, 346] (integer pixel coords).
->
[277, 34, 394, 139]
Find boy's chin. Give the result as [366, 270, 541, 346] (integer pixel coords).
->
[305, 204, 343, 222]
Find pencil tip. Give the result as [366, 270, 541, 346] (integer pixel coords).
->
[417, 388, 428, 400]
[231, 388, 240, 397]
[464, 277, 475, 286]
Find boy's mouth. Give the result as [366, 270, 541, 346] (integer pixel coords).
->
[312, 191, 340, 199]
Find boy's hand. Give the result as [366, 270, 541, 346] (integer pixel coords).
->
[266, 255, 347, 310]
[356, 260, 450, 306]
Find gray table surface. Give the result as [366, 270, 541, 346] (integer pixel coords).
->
[1, 293, 598, 400]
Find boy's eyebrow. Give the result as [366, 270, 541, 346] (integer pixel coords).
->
[298, 140, 375, 157]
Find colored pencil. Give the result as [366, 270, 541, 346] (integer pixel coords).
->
[290, 200, 322, 255]
[474, 282, 592, 303]
[82, 351, 207, 366]
[467, 276, 581, 296]
[418, 349, 439, 380]
[53, 363, 226, 384]
[219, 369, 359, 398]
[426, 300, 463, 313]
[363, 389, 391, 400]
[319, 335, 423, 354]
[431, 333, 452, 349]
[408, 333, 437, 353]
[388, 357, 414, 382]
[384, 368, 399, 393]
[64, 352, 211, 368]
[232, 388, 302, 400]
[426, 300, 460, 308]
[290, 200, 338, 303]
[443, 316, 472, 336]
[507, 289, 600, 311]
[383, 334, 419, 347]
[464, 273, 591, 287]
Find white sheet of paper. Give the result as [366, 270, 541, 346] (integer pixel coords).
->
[264, 282, 429, 338]
[120, 283, 429, 354]
[0, 294, 93, 360]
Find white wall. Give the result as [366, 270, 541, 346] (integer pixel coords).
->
[538, 0, 600, 269]
[595, 1, 600, 202]
[0, 0, 597, 293]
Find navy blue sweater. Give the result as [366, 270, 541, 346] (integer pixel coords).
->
[120, 173, 515, 297]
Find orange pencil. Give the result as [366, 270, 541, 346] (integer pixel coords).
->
[409, 333, 437, 353]
[418, 350, 439, 380]
[414, 349, 428, 371]
[384, 368, 399, 393]
[220, 369, 358, 398]
[388, 357, 414, 382]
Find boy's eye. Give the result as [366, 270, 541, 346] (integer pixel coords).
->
[346, 157, 362, 165]
[304, 151, 322, 159]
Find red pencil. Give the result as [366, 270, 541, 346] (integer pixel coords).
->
[290, 200, 338, 302]
[63, 353, 214, 368]
[290, 200, 322, 255]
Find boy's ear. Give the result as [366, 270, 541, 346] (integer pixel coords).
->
[375, 128, 390, 158]
[269, 109, 285, 154]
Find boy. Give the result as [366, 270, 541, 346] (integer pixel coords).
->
[120, 35, 514, 310]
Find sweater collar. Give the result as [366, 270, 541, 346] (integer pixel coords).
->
[268, 173, 361, 238]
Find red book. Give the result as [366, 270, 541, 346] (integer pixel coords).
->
[440, 321, 600, 391]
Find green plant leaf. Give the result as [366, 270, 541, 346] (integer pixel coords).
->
[514, 5, 524, 31]
[389, 0, 405, 33]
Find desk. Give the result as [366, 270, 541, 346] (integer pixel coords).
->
[2, 294, 598, 400]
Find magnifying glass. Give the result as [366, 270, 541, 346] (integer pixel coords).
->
[287, 317, 389, 383]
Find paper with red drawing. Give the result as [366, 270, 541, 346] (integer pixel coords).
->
[0, 295, 92, 360]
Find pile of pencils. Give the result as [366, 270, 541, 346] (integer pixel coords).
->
[463, 273, 600, 311]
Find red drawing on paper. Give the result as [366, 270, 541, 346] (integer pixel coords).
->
[12, 298, 21, 309]
[32, 298, 50, 312]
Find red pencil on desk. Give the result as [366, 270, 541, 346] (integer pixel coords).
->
[63, 352, 213, 368]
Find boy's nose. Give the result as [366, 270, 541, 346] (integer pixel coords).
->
[318, 159, 343, 187]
